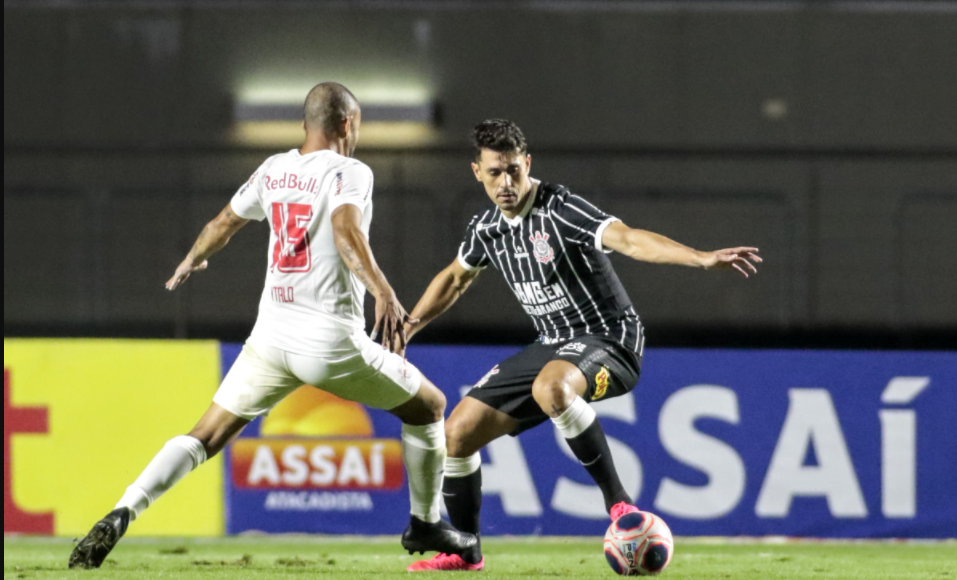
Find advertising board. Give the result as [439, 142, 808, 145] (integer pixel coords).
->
[3, 340, 224, 537]
[224, 344, 957, 539]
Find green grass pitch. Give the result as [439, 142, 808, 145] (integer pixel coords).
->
[4, 537, 955, 579]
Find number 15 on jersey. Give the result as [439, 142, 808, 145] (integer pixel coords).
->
[271, 203, 313, 274]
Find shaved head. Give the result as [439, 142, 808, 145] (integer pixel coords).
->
[304, 82, 360, 136]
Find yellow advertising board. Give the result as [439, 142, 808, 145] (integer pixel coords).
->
[3, 340, 224, 537]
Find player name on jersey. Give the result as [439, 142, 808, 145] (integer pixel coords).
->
[271, 286, 295, 304]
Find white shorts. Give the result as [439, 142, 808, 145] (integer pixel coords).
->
[213, 333, 423, 420]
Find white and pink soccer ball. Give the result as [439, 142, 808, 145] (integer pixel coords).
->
[603, 511, 674, 576]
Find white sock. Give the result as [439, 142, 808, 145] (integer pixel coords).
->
[551, 397, 597, 439]
[402, 421, 446, 524]
[446, 454, 482, 479]
[116, 436, 207, 521]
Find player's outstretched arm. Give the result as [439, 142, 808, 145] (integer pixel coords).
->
[402, 259, 481, 349]
[166, 204, 249, 291]
[331, 204, 413, 352]
[601, 221, 762, 278]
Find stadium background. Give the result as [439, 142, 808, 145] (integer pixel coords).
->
[4, 0, 956, 545]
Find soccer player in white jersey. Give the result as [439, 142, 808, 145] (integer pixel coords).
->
[69, 83, 477, 569]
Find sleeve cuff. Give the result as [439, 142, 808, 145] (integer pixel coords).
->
[229, 200, 265, 222]
[329, 199, 367, 214]
[594, 218, 621, 253]
[457, 253, 486, 273]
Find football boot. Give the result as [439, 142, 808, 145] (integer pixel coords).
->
[68, 508, 131, 570]
[610, 501, 642, 521]
[401, 517, 478, 557]
[408, 553, 486, 572]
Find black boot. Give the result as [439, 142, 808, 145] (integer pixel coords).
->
[401, 517, 479, 556]
[68, 508, 131, 569]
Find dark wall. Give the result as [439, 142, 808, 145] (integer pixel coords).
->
[5, 2, 957, 346]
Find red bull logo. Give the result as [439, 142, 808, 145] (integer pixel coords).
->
[264, 173, 321, 195]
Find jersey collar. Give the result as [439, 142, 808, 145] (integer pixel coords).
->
[293, 148, 336, 158]
[502, 181, 539, 228]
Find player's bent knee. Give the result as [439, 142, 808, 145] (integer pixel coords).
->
[390, 383, 446, 426]
[425, 383, 448, 416]
[532, 379, 575, 417]
[416, 381, 447, 421]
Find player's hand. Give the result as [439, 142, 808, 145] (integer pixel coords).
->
[391, 321, 422, 357]
[701, 248, 762, 278]
[165, 259, 209, 291]
[372, 292, 415, 353]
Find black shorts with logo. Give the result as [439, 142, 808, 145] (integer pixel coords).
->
[466, 335, 643, 436]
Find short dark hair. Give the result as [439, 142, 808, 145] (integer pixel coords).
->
[304, 82, 360, 136]
[471, 119, 528, 161]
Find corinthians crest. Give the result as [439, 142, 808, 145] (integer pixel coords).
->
[530, 231, 555, 264]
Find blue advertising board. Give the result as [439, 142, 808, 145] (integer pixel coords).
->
[223, 345, 957, 539]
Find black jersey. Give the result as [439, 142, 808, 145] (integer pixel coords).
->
[458, 182, 645, 355]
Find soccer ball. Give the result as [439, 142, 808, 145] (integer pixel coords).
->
[603, 511, 674, 576]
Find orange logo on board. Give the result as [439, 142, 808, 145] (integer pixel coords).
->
[231, 439, 404, 491]
[593, 367, 611, 401]
[231, 387, 405, 493]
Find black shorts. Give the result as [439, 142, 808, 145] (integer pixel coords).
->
[466, 335, 643, 436]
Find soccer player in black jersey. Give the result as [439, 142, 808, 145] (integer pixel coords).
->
[403, 120, 761, 572]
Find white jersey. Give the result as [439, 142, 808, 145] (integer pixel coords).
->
[229, 149, 374, 356]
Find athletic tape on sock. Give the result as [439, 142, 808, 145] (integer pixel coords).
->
[402, 421, 446, 524]
[446, 454, 482, 479]
[171, 436, 208, 468]
[402, 421, 446, 449]
[116, 486, 151, 521]
[115, 436, 207, 521]
[551, 397, 597, 439]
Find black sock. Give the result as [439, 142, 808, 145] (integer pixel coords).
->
[565, 420, 632, 514]
[442, 469, 483, 564]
